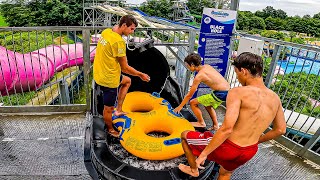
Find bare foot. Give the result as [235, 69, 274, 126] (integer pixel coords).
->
[207, 125, 219, 131]
[178, 164, 199, 177]
[191, 122, 206, 128]
[107, 129, 119, 138]
[114, 111, 127, 117]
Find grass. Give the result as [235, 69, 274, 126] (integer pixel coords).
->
[1, 91, 36, 106]
[0, 14, 8, 27]
[73, 72, 92, 104]
[26, 67, 80, 105]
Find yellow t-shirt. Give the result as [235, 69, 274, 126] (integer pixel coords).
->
[93, 29, 126, 88]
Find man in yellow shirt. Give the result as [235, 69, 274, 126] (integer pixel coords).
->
[93, 15, 150, 137]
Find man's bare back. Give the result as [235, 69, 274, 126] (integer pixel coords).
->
[228, 85, 284, 146]
[196, 65, 230, 91]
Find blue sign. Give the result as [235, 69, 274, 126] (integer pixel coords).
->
[196, 8, 237, 96]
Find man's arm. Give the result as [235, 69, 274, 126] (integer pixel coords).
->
[258, 98, 286, 143]
[174, 75, 202, 112]
[198, 88, 241, 158]
[118, 56, 150, 81]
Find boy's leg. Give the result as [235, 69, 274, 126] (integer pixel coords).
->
[190, 98, 206, 127]
[103, 105, 119, 137]
[205, 106, 219, 130]
[114, 75, 131, 116]
[102, 86, 119, 137]
[217, 166, 233, 180]
[178, 130, 199, 177]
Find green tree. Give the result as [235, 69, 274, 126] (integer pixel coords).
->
[247, 16, 266, 30]
[1, 5, 35, 26]
[291, 37, 305, 44]
[265, 17, 285, 30]
[140, 0, 174, 19]
[241, 11, 255, 17]
[305, 18, 320, 37]
[248, 29, 262, 35]
[303, 14, 311, 19]
[313, 12, 320, 19]
[236, 11, 249, 30]
[271, 73, 320, 117]
[289, 31, 297, 42]
[276, 9, 287, 19]
[255, 6, 287, 19]
[260, 30, 285, 40]
[0, 0, 82, 26]
[186, 0, 215, 16]
[254, 10, 265, 19]
[293, 17, 308, 34]
[286, 16, 301, 32]
[255, 6, 276, 19]
[28, 0, 69, 26]
[28, 0, 82, 26]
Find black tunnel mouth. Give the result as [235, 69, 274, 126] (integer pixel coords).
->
[125, 47, 170, 94]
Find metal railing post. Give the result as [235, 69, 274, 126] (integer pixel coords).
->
[225, 0, 240, 79]
[230, 0, 240, 11]
[265, 44, 282, 87]
[59, 81, 70, 104]
[83, 29, 91, 111]
[183, 30, 196, 96]
[298, 127, 320, 157]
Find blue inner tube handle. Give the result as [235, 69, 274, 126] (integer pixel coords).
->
[152, 92, 161, 97]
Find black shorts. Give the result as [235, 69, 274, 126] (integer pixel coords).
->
[100, 75, 123, 107]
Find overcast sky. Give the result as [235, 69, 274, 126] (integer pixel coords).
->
[239, 0, 320, 16]
[126, 0, 320, 17]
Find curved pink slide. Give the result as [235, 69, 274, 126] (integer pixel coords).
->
[0, 44, 96, 95]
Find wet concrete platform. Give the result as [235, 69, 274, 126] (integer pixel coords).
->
[0, 109, 319, 179]
[0, 113, 90, 179]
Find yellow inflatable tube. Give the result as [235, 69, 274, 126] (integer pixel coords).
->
[112, 91, 195, 160]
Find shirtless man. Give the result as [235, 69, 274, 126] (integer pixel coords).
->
[178, 52, 287, 180]
[174, 53, 230, 130]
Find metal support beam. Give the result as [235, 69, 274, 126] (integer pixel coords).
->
[166, 46, 185, 65]
[59, 81, 70, 104]
[83, 29, 91, 112]
[226, 0, 240, 78]
[265, 45, 282, 87]
[183, 30, 197, 96]
[298, 127, 320, 157]
[230, 0, 240, 11]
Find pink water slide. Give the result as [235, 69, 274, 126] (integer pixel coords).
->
[0, 44, 96, 95]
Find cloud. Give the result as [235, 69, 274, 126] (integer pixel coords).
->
[125, 0, 320, 17]
[126, 0, 146, 4]
[239, 0, 320, 16]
